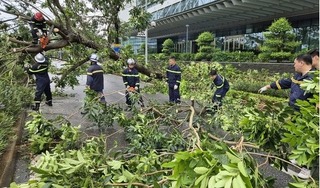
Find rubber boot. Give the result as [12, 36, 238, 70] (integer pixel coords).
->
[32, 103, 40, 111]
[45, 100, 52, 106]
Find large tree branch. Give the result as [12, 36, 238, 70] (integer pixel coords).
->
[46, 1, 63, 24]
[52, 0, 71, 30]
[57, 57, 90, 87]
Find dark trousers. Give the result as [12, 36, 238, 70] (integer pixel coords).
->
[168, 85, 180, 103]
[125, 89, 144, 106]
[34, 79, 52, 104]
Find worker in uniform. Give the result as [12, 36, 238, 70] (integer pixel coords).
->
[209, 69, 230, 111]
[259, 54, 314, 111]
[26, 53, 52, 111]
[166, 56, 181, 104]
[122, 58, 144, 110]
[86, 53, 105, 103]
[259, 54, 314, 179]
[29, 12, 47, 44]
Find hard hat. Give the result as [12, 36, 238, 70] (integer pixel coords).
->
[34, 12, 44, 21]
[127, 58, 135, 65]
[90, 54, 99, 62]
[34, 53, 46, 63]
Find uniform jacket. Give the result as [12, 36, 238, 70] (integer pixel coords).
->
[212, 74, 229, 99]
[166, 64, 181, 87]
[29, 16, 47, 33]
[122, 67, 140, 87]
[86, 63, 104, 91]
[27, 62, 50, 82]
[270, 71, 313, 110]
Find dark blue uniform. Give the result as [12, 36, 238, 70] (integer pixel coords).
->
[166, 64, 181, 103]
[122, 68, 143, 106]
[270, 72, 313, 110]
[27, 62, 52, 105]
[29, 16, 47, 43]
[211, 75, 229, 105]
[86, 63, 105, 102]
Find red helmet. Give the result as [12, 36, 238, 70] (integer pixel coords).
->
[34, 12, 44, 21]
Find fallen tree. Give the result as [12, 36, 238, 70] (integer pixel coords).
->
[1, 0, 165, 87]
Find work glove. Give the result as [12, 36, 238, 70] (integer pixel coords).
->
[53, 28, 60, 33]
[174, 85, 178, 90]
[135, 86, 138, 91]
[258, 86, 268, 93]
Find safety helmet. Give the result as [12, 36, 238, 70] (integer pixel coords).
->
[34, 12, 44, 21]
[90, 54, 99, 62]
[34, 53, 46, 63]
[127, 58, 135, 65]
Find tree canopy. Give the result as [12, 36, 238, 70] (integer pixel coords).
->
[0, 0, 164, 87]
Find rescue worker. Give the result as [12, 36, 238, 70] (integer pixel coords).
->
[259, 54, 315, 179]
[122, 58, 144, 110]
[258, 54, 313, 111]
[29, 12, 47, 44]
[86, 53, 105, 103]
[308, 49, 319, 70]
[209, 69, 229, 110]
[26, 53, 52, 111]
[166, 56, 181, 104]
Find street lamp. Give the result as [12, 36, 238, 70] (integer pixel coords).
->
[186, 24, 189, 53]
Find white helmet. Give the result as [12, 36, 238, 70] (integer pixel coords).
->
[90, 54, 99, 62]
[34, 53, 46, 63]
[127, 58, 135, 65]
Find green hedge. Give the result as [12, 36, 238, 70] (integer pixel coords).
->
[212, 51, 257, 62]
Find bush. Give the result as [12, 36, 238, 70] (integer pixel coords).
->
[211, 51, 256, 62]
[179, 53, 194, 61]
[162, 38, 174, 55]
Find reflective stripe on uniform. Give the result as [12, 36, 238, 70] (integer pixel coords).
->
[87, 70, 104, 75]
[216, 95, 221, 97]
[122, 74, 139, 77]
[291, 77, 303, 85]
[29, 67, 47, 73]
[176, 80, 181, 83]
[276, 80, 282, 89]
[166, 69, 181, 74]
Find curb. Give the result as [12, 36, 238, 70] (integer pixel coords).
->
[0, 111, 26, 187]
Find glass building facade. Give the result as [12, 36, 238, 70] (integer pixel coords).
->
[143, 0, 319, 53]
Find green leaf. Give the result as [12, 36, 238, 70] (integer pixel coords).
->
[77, 150, 85, 162]
[288, 182, 307, 188]
[195, 174, 206, 185]
[224, 177, 232, 188]
[208, 176, 215, 188]
[237, 162, 248, 177]
[200, 176, 209, 188]
[194, 167, 209, 174]
[234, 175, 246, 188]
[162, 161, 176, 168]
[29, 167, 49, 175]
[123, 170, 134, 181]
[107, 160, 124, 170]
[226, 152, 241, 163]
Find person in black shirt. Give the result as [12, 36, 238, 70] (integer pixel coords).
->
[29, 12, 47, 44]
[166, 56, 181, 104]
[122, 58, 144, 110]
